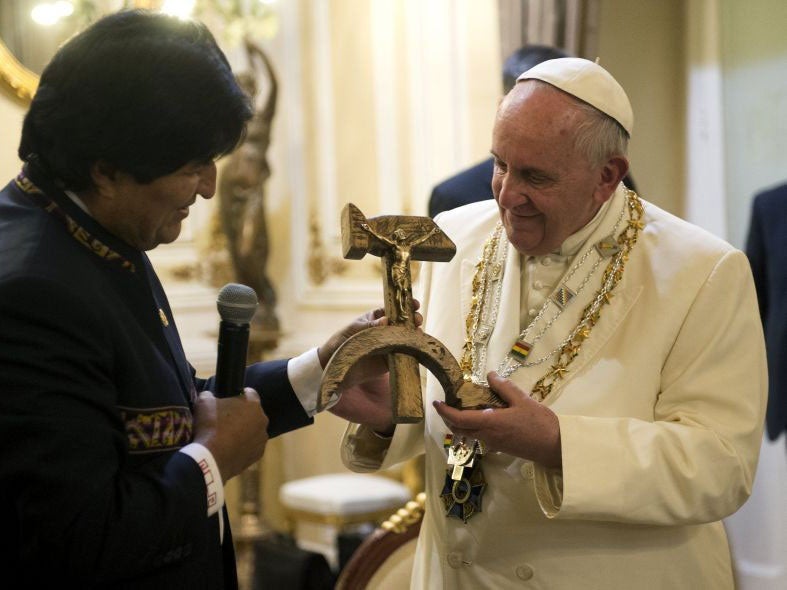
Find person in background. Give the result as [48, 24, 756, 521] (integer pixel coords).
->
[0, 10, 392, 589]
[746, 181, 787, 443]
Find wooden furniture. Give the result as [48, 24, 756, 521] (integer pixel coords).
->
[335, 493, 426, 590]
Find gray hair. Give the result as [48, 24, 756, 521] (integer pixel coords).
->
[522, 79, 629, 166]
[571, 98, 629, 166]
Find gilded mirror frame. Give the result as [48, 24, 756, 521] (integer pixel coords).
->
[0, 0, 158, 102]
[0, 40, 38, 101]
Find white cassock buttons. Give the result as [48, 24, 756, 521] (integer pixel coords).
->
[447, 552, 464, 569]
[516, 564, 535, 580]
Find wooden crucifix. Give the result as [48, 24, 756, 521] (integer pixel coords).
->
[341, 203, 456, 422]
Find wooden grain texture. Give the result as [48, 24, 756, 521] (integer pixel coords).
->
[338, 203, 458, 421]
[319, 326, 504, 421]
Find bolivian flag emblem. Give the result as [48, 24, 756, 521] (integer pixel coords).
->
[511, 340, 533, 361]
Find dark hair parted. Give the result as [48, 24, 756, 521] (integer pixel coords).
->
[18, 10, 254, 190]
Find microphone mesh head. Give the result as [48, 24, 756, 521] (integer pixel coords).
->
[217, 283, 258, 324]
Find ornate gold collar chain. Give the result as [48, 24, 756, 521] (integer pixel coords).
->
[460, 189, 645, 401]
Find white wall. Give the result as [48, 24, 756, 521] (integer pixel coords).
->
[597, 0, 686, 216]
[720, 0, 787, 249]
[717, 2, 787, 589]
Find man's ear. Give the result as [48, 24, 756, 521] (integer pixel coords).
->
[89, 161, 120, 199]
[593, 155, 629, 205]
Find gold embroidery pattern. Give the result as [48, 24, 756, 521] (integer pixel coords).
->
[459, 223, 504, 378]
[531, 192, 644, 400]
[15, 173, 136, 273]
[120, 406, 193, 453]
[14, 175, 43, 195]
[462, 190, 645, 402]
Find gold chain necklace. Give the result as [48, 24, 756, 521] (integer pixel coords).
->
[460, 189, 645, 401]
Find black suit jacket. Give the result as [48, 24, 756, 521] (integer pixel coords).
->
[746, 183, 787, 440]
[0, 164, 312, 588]
[428, 157, 638, 218]
[428, 158, 495, 218]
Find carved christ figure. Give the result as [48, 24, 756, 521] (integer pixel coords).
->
[360, 223, 440, 321]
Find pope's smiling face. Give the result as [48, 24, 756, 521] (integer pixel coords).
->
[491, 81, 617, 256]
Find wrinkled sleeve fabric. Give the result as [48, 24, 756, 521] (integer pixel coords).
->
[196, 358, 314, 439]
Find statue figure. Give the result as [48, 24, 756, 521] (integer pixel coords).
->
[217, 39, 279, 346]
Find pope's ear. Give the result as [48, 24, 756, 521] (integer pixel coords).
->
[594, 155, 629, 204]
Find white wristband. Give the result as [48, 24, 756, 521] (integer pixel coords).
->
[180, 442, 225, 543]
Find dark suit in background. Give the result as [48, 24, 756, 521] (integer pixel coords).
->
[429, 159, 495, 218]
[745, 182, 787, 441]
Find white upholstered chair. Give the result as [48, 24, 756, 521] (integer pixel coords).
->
[279, 473, 412, 570]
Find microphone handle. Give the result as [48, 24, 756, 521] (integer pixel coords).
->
[215, 320, 250, 397]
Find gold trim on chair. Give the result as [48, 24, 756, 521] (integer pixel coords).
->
[335, 493, 426, 590]
[380, 492, 426, 534]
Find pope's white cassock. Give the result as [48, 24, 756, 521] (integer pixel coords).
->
[342, 183, 767, 589]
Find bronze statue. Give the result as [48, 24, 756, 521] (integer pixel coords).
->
[217, 39, 279, 347]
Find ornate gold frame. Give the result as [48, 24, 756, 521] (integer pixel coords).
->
[0, 1, 158, 103]
[0, 40, 38, 101]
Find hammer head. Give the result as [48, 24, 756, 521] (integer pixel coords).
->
[341, 202, 456, 262]
[342, 203, 371, 259]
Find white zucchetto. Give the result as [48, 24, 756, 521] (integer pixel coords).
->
[517, 57, 634, 136]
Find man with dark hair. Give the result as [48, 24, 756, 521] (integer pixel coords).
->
[428, 44, 636, 218]
[0, 10, 389, 588]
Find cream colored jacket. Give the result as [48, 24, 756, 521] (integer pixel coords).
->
[341, 186, 767, 589]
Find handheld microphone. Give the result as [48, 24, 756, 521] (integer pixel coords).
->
[215, 283, 258, 397]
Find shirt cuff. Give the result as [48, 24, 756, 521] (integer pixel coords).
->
[180, 442, 225, 542]
[534, 464, 564, 518]
[287, 347, 338, 416]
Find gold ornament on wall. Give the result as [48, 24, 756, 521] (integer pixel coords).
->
[0, 1, 152, 102]
[0, 1, 278, 102]
[307, 213, 348, 285]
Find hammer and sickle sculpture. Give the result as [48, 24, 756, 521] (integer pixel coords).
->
[317, 204, 503, 423]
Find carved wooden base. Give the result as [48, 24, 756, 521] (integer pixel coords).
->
[319, 326, 503, 422]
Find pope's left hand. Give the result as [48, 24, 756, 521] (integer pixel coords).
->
[432, 371, 562, 468]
